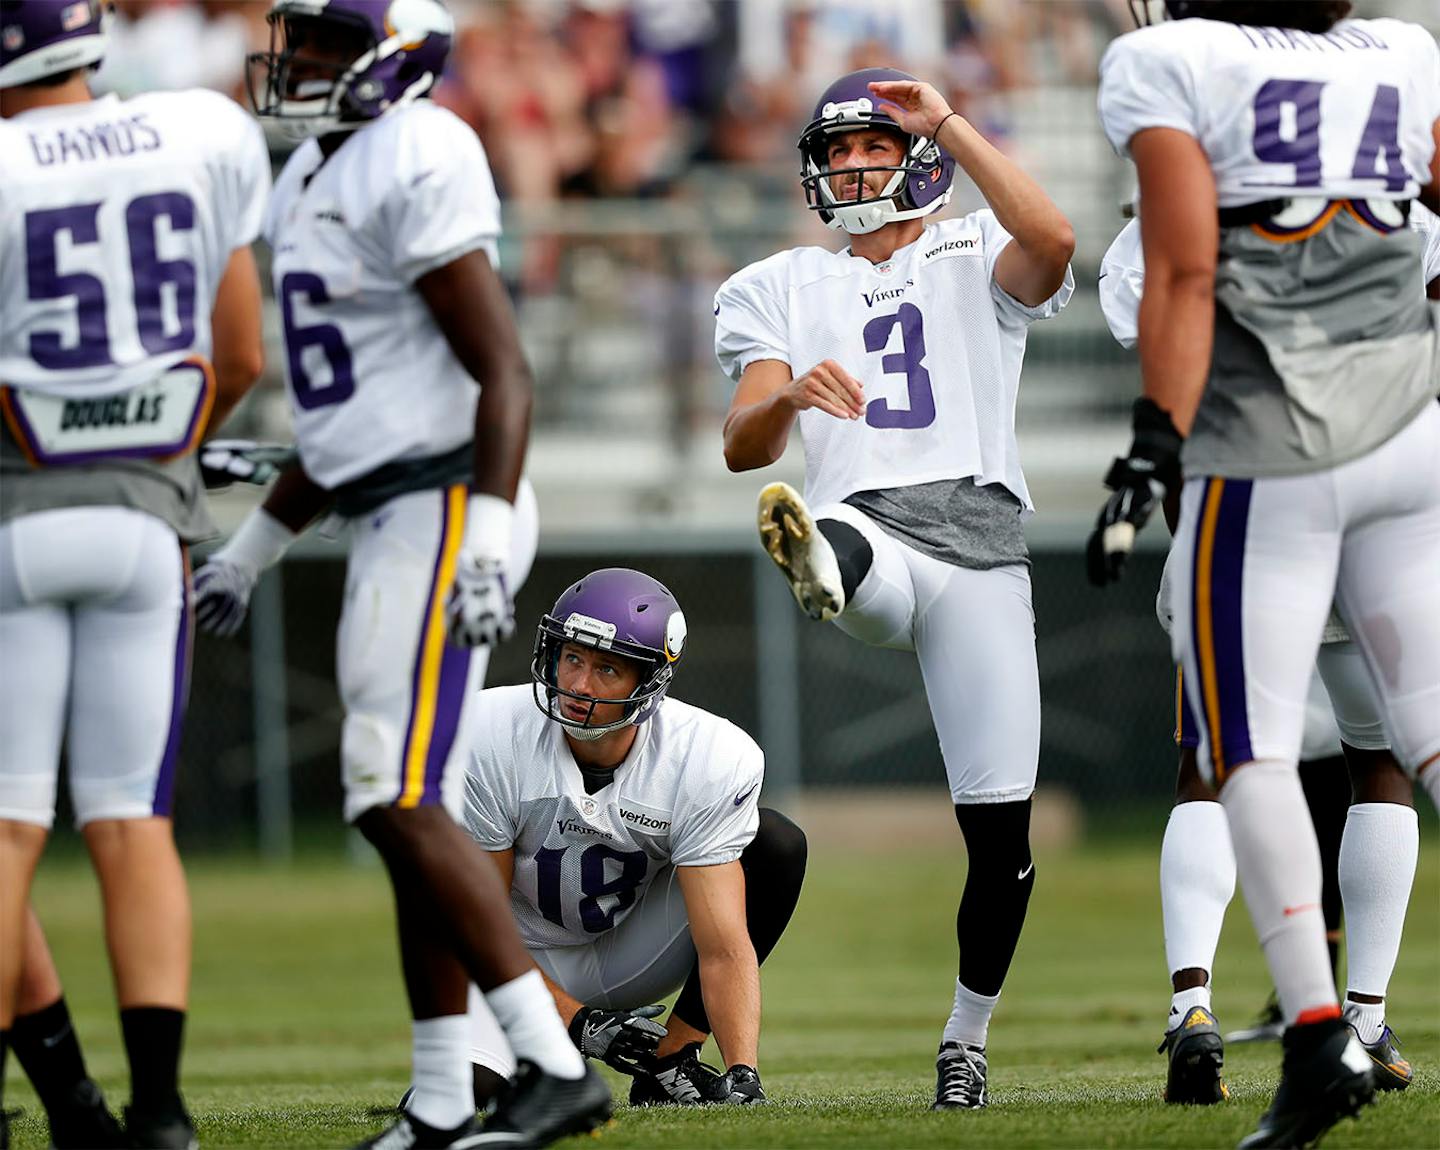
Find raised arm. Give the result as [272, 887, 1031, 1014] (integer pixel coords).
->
[869, 79, 1074, 306]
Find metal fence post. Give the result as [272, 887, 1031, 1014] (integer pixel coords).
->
[251, 566, 292, 861]
[751, 551, 802, 802]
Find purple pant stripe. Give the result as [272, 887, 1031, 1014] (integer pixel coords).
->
[152, 548, 192, 817]
[420, 643, 473, 806]
[1210, 479, 1255, 768]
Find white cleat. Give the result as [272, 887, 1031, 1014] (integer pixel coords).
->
[757, 482, 845, 622]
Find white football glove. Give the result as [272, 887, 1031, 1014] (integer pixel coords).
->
[193, 510, 296, 638]
[445, 494, 515, 648]
[198, 440, 296, 490]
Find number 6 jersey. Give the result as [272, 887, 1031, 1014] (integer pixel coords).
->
[263, 102, 501, 491]
[463, 685, 763, 950]
[714, 213, 1072, 514]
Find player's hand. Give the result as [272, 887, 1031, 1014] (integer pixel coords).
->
[194, 559, 258, 637]
[445, 555, 514, 648]
[785, 359, 865, 421]
[719, 1065, 767, 1104]
[867, 79, 954, 139]
[1086, 398, 1183, 587]
[198, 439, 296, 490]
[569, 1005, 668, 1075]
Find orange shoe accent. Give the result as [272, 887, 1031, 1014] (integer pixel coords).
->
[1295, 1005, 1342, 1025]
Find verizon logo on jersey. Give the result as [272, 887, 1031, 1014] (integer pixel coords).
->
[922, 235, 980, 262]
[619, 807, 671, 834]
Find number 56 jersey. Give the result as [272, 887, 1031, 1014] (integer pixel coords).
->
[264, 102, 501, 490]
[714, 213, 1073, 513]
[463, 685, 763, 950]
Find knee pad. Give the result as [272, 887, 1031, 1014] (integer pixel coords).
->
[954, 798, 1034, 877]
[818, 518, 873, 602]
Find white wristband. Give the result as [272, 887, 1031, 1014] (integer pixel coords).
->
[211, 508, 297, 580]
[463, 493, 514, 565]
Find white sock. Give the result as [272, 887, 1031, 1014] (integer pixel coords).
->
[408, 1016, 473, 1131]
[1169, 985, 1212, 1030]
[484, 970, 585, 1079]
[1220, 761, 1337, 1026]
[943, 980, 998, 1049]
[1160, 801, 1234, 986]
[1340, 803, 1418, 1000]
[1343, 997, 1386, 1046]
[1419, 761, 1440, 813]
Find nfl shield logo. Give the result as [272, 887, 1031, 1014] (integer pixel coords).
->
[61, 2, 90, 31]
[2, 25, 23, 51]
[580, 798, 597, 818]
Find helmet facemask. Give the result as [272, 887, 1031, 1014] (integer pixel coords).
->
[530, 616, 675, 742]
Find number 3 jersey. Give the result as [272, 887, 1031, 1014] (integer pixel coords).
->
[714, 213, 1072, 513]
[1098, 17, 1440, 477]
[264, 102, 501, 491]
[463, 685, 763, 950]
[0, 89, 269, 538]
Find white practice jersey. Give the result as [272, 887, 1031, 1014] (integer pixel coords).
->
[1099, 18, 1440, 208]
[714, 214, 1073, 512]
[464, 685, 763, 950]
[265, 102, 501, 490]
[1100, 209, 1438, 349]
[0, 90, 268, 396]
[1414, 203, 1440, 286]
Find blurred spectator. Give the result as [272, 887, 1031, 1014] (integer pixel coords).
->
[94, 0, 263, 101]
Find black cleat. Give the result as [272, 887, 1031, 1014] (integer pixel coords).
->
[352, 1112, 481, 1150]
[469, 1062, 611, 1148]
[48, 1078, 126, 1149]
[932, 1042, 987, 1110]
[1159, 1006, 1229, 1105]
[123, 1101, 197, 1150]
[628, 1044, 727, 1107]
[1238, 1018, 1375, 1150]
[1226, 992, 1284, 1045]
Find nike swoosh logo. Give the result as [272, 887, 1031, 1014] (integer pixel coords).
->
[734, 783, 758, 807]
[42, 1023, 73, 1048]
[713, 304, 721, 315]
[1017, 861, 1034, 881]
[1283, 902, 1320, 917]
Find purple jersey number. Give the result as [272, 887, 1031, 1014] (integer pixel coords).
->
[863, 302, 936, 430]
[534, 843, 649, 934]
[279, 272, 355, 410]
[1253, 80, 1408, 192]
[24, 193, 198, 369]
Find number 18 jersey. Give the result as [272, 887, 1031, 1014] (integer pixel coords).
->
[714, 213, 1072, 513]
[463, 686, 763, 950]
[264, 102, 501, 490]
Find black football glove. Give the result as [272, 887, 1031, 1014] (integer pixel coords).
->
[718, 1064, 767, 1104]
[1086, 398, 1183, 587]
[568, 1004, 667, 1076]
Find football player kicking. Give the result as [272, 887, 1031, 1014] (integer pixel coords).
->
[194, 2, 609, 1147]
[1093, 2, 1440, 1145]
[716, 68, 1074, 1109]
[1, 2, 270, 1145]
[1099, 215, 1432, 1101]
[456, 569, 807, 1109]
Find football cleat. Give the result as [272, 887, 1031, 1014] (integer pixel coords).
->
[932, 1042, 987, 1110]
[757, 482, 845, 621]
[1344, 1019, 1411, 1092]
[352, 1112, 480, 1150]
[1158, 1006, 1229, 1105]
[122, 1101, 198, 1150]
[1237, 1018, 1375, 1150]
[48, 1078, 125, 1149]
[467, 1061, 611, 1148]
[628, 1043, 727, 1107]
[1226, 992, 1284, 1045]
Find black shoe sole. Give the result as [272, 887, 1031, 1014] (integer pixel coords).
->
[1166, 1033, 1228, 1106]
[1239, 1067, 1375, 1150]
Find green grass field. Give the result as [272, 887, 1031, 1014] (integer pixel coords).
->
[8, 828, 1438, 1149]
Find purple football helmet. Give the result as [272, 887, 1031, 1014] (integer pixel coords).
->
[0, 0, 108, 89]
[798, 67, 956, 236]
[247, 0, 452, 139]
[530, 568, 687, 741]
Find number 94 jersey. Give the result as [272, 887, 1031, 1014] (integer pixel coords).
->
[714, 213, 1073, 513]
[463, 685, 764, 950]
[264, 103, 501, 490]
[1099, 17, 1440, 206]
